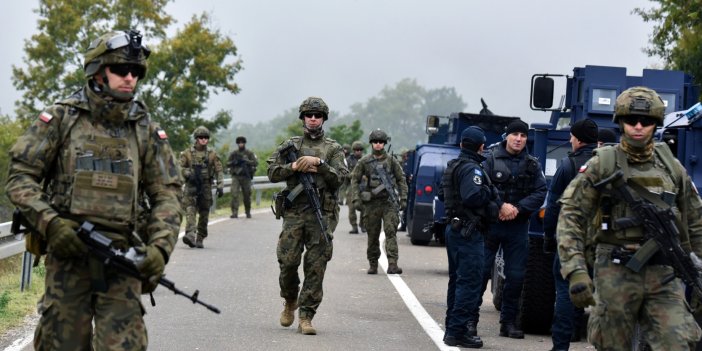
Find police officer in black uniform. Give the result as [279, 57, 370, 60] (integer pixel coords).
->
[440, 126, 498, 349]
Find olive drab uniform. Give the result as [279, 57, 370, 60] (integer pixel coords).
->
[350, 150, 408, 271]
[345, 151, 364, 232]
[228, 148, 258, 217]
[180, 146, 224, 245]
[267, 135, 348, 323]
[6, 87, 183, 350]
[557, 143, 702, 350]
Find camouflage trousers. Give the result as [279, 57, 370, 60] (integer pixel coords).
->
[363, 198, 400, 264]
[277, 208, 336, 320]
[230, 175, 252, 216]
[183, 185, 213, 238]
[588, 244, 702, 350]
[34, 253, 146, 351]
[348, 198, 363, 228]
[338, 179, 349, 204]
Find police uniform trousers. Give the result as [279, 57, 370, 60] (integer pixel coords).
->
[230, 175, 252, 216]
[183, 184, 213, 238]
[473, 220, 529, 325]
[277, 205, 335, 320]
[34, 253, 146, 351]
[363, 197, 400, 264]
[587, 244, 701, 350]
[444, 225, 484, 338]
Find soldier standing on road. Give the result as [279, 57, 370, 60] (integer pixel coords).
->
[542, 119, 598, 351]
[350, 129, 408, 275]
[267, 96, 348, 335]
[471, 119, 547, 339]
[5, 29, 183, 350]
[557, 87, 702, 350]
[228, 136, 258, 218]
[347, 141, 365, 234]
[439, 126, 498, 349]
[180, 126, 224, 249]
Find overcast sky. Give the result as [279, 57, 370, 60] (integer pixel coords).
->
[2, 0, 662, 125]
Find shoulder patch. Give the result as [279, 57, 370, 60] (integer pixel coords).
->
[39, 112, 53, 123]
[579, 164, 588, 173]
[473, 174, 483, 185]
[474, 168, 483, 176]
[157, 129, 168, 139]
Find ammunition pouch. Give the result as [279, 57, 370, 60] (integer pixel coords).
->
[25, 232, 47, 258]
[272, 190, 290, 219]
[360, 191, 371, 202]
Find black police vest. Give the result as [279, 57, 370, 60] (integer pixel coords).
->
[441, 156, 478, 220]
[486, 151, 539, 204]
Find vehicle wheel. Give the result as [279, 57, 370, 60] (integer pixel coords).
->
[518, 235, 555, 335]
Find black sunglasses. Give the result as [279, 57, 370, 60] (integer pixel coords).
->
[620, 115, 657, 127]
[107, 64, 145, 79]
[303, 113, 324, 119]
[370, 140, 386, 144]
[197, 136, 209, 140]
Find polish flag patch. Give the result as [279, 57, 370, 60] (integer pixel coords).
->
[579, 164, 588, 173]
[157, 129, 168, 139]
[39, 112, 53, 123]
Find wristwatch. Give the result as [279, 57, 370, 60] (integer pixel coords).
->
[318, 159, 325, 167]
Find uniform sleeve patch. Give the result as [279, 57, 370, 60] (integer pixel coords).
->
[579, 164, 588, 173]
[474, 168, 483, 176]
[473, 175, 483, 185]
[39, 112, 53, 123]
[157, 129, 168, 139]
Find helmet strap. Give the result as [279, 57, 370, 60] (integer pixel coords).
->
[93, 67, 135, 102]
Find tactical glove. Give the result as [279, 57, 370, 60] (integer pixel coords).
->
[138, 245, 166, 282]
[295, 156, 319, 172]
[217, 188, 224, 198]
[568, 270, 595, 308]
[543, 235, 557, 254]
[46, 217, 87, 258]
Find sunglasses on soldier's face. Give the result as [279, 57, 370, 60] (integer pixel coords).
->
[620, 115, 657, 127]
[303, 113, 324, 119]
[107, 64, 145, 79]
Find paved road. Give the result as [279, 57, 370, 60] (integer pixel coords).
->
[2, 206, 596, 350]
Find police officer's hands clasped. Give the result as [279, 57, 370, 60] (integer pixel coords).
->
[568, 270, 595, 308]
[46, 217, 87, 258]
[543, 235, 557, 254]
[216, 188, 224, 198]
[139, 245, 166, 282]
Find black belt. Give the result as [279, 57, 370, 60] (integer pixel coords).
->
[610, 246, 670, 267]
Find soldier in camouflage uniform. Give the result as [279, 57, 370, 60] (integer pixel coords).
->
[347, 141, 365, 234]
[350, 129, 408, 275]
[180, 126, 224, 249]
[227, 136, 258, 218]
[267, 96, 348, 335]
[5, 30, 183, 351]
[557, 87, 702, 350]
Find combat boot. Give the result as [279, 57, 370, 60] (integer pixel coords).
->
[359, 223, 366, 233]
[246, 212, 252, 218]
[298, 318, 316, 335]
[195, 236, 204, 249]
[230, 213, 238, 219]
[349, 225, 359, 234]
[279, 298, 297, 327]
[367, 261, 378, 274]
[499, 322, 524, 339]
[387, 263, 403, 274]
[182, 233, 196, 248]
[466, 321, 478, 337]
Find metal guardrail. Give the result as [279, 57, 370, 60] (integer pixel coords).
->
[0, 176, 283, 261]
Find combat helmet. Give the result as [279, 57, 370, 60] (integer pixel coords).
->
[84, 30, 150, 79]
[368, 129, 390, 143]
[613, 87, 666, 126]
[298, 97, 329, 120]
[193, 126, 210, 139]
[352, 141, 364, 151]
[236, 136, 247, 144]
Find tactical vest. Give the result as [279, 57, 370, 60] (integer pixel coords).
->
[282, 136, 338, 211]
[46, 90, 150, 233]
[594, 143, 689, 249]
[361, 155, 398, 200]
[441, 157, 477, 220]
[485, 148, 539, 204]
[183, 146, 218, 184]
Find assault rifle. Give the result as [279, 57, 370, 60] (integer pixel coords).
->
[594, 170, 702, 296]
[228, 153, 252, 179]
[371, 160, 400, 211]
[77, 222, 221, 314]
[191, 164, 206, 209]
[279, 143, 330, 244]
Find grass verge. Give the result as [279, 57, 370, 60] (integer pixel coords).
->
[0, 253, 45, 336]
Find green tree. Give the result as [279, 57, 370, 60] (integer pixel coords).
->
[11, 0, 241, 151]
[327, 120, 364, 146]
[635, 1, 702, 88]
